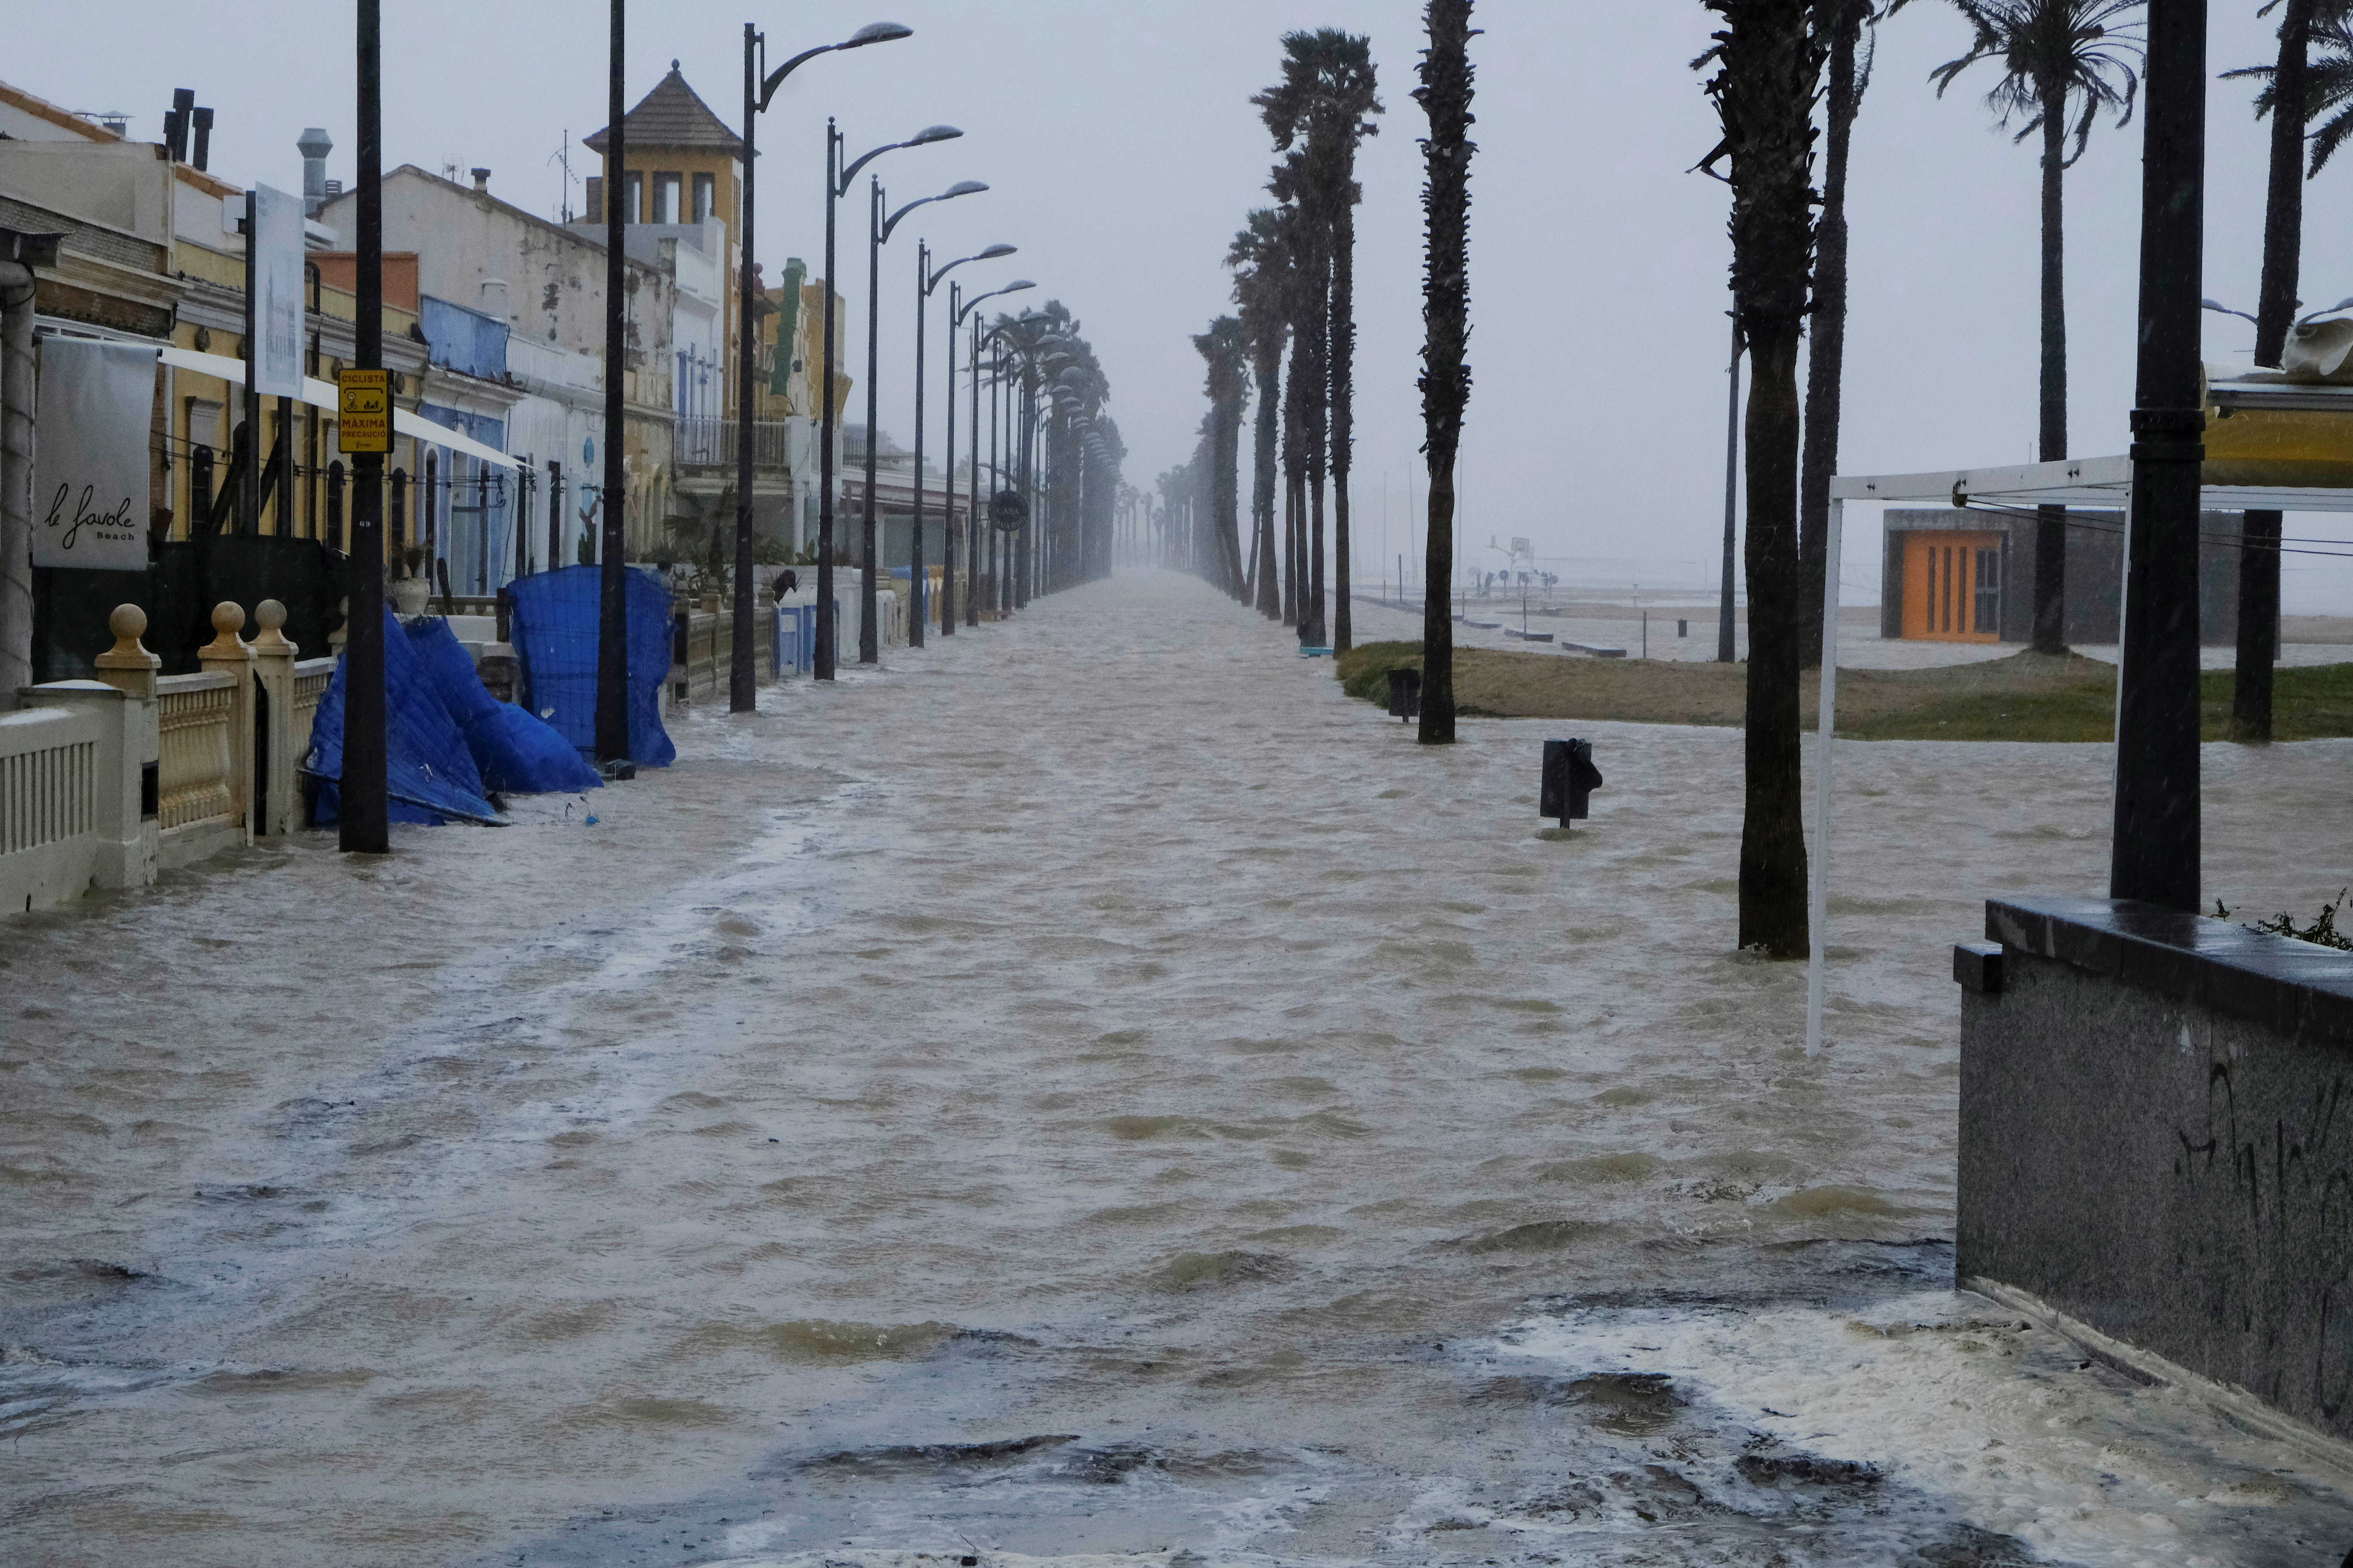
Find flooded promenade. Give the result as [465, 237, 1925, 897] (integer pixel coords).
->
[7, 572, 2353, 1566]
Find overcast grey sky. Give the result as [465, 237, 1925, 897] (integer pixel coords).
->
[24, 3, 2351, 608]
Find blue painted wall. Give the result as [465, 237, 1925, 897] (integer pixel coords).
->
[421, 295, 509, 381]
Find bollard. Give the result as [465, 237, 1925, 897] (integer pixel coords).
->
[1540, 738, 1604, 825]
[1386, 666, 1422, 723]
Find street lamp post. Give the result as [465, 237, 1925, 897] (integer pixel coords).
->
[921, 247, 1016, 638]
[939, 271, 1028, 634]
[818, 119, 960, 677]
[861, 176, 985, 660]
[732, 18, 910, 713]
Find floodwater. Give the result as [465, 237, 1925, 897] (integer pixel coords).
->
[6, 570, 2353, 1568]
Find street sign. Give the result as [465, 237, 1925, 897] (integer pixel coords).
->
[339, 368, 390, 452]
[989, 488, 1027, 531]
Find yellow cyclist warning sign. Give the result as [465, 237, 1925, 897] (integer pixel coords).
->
[338, 368, 390, 453]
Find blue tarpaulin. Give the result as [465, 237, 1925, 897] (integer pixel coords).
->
[405, 618, 603, 795]
[303, 607, 500, 825]
[505, 565, 676, 767]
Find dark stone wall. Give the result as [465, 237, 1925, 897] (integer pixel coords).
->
[1959, 896, 2353, 1443]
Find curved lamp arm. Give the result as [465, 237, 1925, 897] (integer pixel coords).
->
[837, 124, 960, 195]
[883, 180, 986, 244]
[955, 278, 1034, 324]
[760, 21, 912, 111]
[929, 243, 1016, 294]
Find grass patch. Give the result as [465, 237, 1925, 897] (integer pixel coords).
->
[1333, 642, 2353, 742]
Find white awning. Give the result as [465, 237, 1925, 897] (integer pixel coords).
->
[1829, 452, 2353, 514]
[157, 344, 521, 470]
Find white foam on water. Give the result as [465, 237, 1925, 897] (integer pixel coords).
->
[1489, 1288, 2350, 1567]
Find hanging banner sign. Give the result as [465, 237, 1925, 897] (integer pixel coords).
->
[251, 182, 306, 398]
[32, 338, 153, 571]
[339, 368, 390, 452]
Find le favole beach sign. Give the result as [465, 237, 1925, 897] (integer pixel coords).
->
[33, 338, 152, 573]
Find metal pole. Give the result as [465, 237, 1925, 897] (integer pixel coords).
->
[1805, 497, 1844, 1055]
[2111, 0, 2207, 912]
[593, 0, 629, 762]
[242, 190, 260, 535]
[941, 280, 957, 635]
[967, 312, 981, 625]
[730, 22, 758, 712]
[860, 176, 882, 663]
[816, 120, 839, 679]
[342, 0, 390, 853]
[910, 240, 927, 647]
[1718, 308, 1740, 664]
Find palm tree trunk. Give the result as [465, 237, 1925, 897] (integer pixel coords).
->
[2238, 0, 2309, 743]
[1331, 196, 1356, 653]
[1254, 347, 1282, 618]
[2034, 100, 2069, 655]
[1707, 0, 1816, 957]
[1797, 0, 1862, 669]
[1302, 231, 1332, 646]
[1284, 329, 1309, 627]
[1417, 0, 1474, 745]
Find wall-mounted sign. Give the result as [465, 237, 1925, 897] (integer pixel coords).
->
[33, 339, 152, 571]
[989, 488, 1027, 532]
[338, 368, 390, 452]
[251, 183, 306, 399]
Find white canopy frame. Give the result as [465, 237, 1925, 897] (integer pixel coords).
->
[1805, 454, 2353, 1054]
[157, 344, 520, 471]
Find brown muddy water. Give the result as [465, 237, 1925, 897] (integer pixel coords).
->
[6, 572, 2353, 1567]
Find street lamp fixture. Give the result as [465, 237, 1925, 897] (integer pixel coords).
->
[951, 278, 1033, 627]
[734, 18, 914, 706]
[858, 173, 988, 658]
[920, 246, 1018, 638]
[816, 118, 960, 676]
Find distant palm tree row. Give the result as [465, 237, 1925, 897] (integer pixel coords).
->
[1161, 1, 2344, 955]
[1168, 29, 1382, 654]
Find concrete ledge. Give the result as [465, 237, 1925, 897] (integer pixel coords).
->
[1961, 894, 2353, 1454]
[1987, 894, 2353, 1043]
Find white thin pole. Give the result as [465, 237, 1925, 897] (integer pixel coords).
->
[1805, 498, 1844, 1057]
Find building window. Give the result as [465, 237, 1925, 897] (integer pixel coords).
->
[654, 172, 681, 225]
[692, 172, 715, 224]
[623, 171, 643, 224]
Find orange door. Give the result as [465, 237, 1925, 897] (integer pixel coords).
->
[1901, 532, 2003, 642]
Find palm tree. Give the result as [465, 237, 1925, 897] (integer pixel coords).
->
[1228, 209, 1290, 620]
[1798, 0, 1888, 667]
[1267, 153, 1329, 643]
[1932, 0, 2142, 656]
[2223, 0, 2348, 741]
[1699, 0, 1823, 958]
[1194, 316, 1251, 599]
[1414, 0, 1475, 745]
[2230, 4, 2353, 173]
[1256, 30, 1384, 655]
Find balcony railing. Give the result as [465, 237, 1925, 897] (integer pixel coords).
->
[676, 417, 793, 471]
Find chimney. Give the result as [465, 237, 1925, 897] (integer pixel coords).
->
[96, 112, 130, 138]
[471, 167, 491, 194]
[164, 88, 193, 161]
[297, 128, 334, 215]
[585, 176, 603, 225]
[190, 107, 214, 172]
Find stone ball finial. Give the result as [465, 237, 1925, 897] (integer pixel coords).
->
[213, 601, 247, 638]
[110, 603, 147, 642]
[250, 598, 297, 655]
